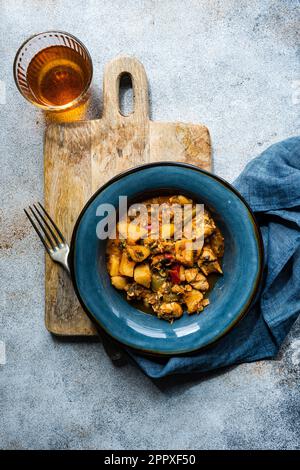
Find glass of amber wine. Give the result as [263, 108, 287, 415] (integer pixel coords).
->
[13, 31, 93, 111]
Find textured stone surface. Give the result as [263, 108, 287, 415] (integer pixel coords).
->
[0, 0, 299, 450]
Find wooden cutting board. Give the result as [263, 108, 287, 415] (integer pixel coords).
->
[44, 56, 211, 336]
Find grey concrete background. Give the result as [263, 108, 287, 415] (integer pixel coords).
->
[0, 0, 299, 450]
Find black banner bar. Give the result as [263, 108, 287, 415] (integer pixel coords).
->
[0, 450, 299, 465]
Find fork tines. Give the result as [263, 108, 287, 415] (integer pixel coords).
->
[24, 202, 66, 253]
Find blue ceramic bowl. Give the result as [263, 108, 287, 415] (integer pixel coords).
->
[69, 163, 263, 356]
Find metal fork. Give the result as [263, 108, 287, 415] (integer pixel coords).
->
[24, 202, 70, 274]
[24, 202, 126, 365]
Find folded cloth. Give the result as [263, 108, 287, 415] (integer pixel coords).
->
[129, 136, 300, 378]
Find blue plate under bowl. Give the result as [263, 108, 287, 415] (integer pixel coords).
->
[69, 162, 263, 356]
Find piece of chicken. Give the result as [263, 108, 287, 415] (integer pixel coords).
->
[156, 302, 183, 321]
[210, 227, 225, 257]
[190, 273, 209, 291]
[199, 260, 223, 276]
[184, 268, 199, 283]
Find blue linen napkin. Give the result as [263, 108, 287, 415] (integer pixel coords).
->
[129, 136, 300, 378]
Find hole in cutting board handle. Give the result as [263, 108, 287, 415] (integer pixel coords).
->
[119, 73, 134, 117]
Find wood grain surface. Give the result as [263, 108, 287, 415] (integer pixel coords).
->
[44, 56, 211, 336]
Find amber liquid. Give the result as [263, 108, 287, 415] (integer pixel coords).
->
[27, 45, 91, 107]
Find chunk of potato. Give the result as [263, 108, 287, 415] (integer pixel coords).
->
[111, 276, 128, 290]
[161, 223, 174, 239]
[117, 219, 147, 244]
[117, 220, 128, 239]
[134, 263, 151, 288]
[126, 245, 150, 262]
[127, 222, 148, 244]
[119, 252, 135, 277]
[175, 239, 194, 266]
[178, 195, 192, 205]
[169, 195, 192, 205]
[184, 289, 204, 314]
[107, 254, 120, 276]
